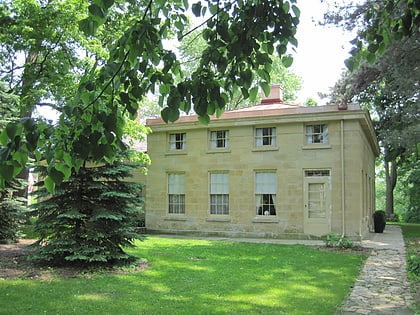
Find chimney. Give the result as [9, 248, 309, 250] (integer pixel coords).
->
[261, 84, 283, 104]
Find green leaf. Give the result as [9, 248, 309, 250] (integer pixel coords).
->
[292, 5, 301, 18]
[13, 151, 28, 167]
[281, 55, 294, 67]
[55, 163, 72, 179]
[89, 3, 107, 23]
[198, 114, 210, 125]
[0, 129, 8, 145]
[44, 176, 55, 194]
[192, 2, 202, 17]
[344, 58, 355, 71]
[249, 86, 259, 102]
[79, 18, 99, 36]
[98, 0, 114, 9]
[49, 167, 65, 185]
[0, 165, 14, 181]
[366, 52, 376, 64]
[6, 122, 18, 139]
[161, 107, 180, 123]
[260, 82, 271, 97]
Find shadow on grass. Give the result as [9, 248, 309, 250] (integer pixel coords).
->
[0, 237, 366, 315]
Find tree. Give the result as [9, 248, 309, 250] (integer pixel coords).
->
[0, 0, 300, 190]
[323, 0, 420, 70]
[326, 1, 419, 220]
[30, 160, 145, 266]
[0, 83, 27, 242]
[178, 28, 302, 109]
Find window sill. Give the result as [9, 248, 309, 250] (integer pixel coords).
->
[206, 216, 231, 222]
[165, 150, 188, 156]
[302, 144, 331, 150]
[206, 149, 231, 154]
[252, 217, 285, 223]
[251, 146, 279, 152]
[163, 216, 187, 221]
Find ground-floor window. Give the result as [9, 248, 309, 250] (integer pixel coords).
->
[210, 172, 229, 215]
[168, 173, 185, 214]
[255, 171, 277, 215]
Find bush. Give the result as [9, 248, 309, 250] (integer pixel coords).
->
[324, 233, 355, 249]
[407, 254, 420, 277]
[405, 207, 420, 223]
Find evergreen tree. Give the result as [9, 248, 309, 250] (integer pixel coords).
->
[0, 83, 28, 242]
[30, 161, 145, 266]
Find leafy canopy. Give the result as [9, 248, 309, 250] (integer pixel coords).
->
[0, 0, 299, 191]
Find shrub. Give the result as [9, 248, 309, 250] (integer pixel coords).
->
[407, 254, 420, 277]
[324, 233, 355, 249]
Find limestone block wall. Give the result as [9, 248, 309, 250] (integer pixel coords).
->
[145, 109, 378, 240]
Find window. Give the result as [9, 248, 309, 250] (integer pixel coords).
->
[255, 172, 277, 215]
[255, 127, 276, 146]
[305, 124, 328, 144]
[210, 173, 229, 215]
[169, 133, 186, 150]
[210, 130, 229, 149]
[304, 170, 330, 177]
[168, 173, 185, 214]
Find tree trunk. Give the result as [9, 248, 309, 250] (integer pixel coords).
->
[384, 159, 397, 218]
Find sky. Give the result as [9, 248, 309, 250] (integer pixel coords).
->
[289, 2, 354, 103]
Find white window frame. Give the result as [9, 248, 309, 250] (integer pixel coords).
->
[255, 171, 277, 216]
[169, 133, 186, 150]
[168, 173, 185, 214]
[305, 124, 328, 144]
[255, 127, 276, 147]
[209, 130, 230, 149]
[209, 173, 229, 215]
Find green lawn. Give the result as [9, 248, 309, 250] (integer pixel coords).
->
[399, 223, 420, 313]
[0, 237, 367, 315]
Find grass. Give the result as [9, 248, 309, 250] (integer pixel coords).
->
[399, 223, 420, 313]
[0, 237, 367, 315]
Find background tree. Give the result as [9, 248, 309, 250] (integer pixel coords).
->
[178, 29, 302, 110]
[0, 83, 27, 242]
[325, 0, 419, 221]
[1, 0, 300, 266]
[0, 0, 300, 190]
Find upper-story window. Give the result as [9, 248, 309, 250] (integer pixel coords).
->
[169, 133, 186, 150]
[210, 130, 230, 149]
[305, 124, 328, 144]
[168, 173, 185, 214]
[255, 127, 276, 147]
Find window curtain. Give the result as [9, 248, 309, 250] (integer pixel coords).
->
[306, 125, 313, 144]
[169, 134, 176, 150]
[255, 172, 276, 194]
[255, 128, 263, 146]
[168, 173, 185, 194]
[322, 125, 328, 143]
[210, 131, 217, 149]
[210, 173, 228, 193]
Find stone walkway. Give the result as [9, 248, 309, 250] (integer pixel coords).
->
[339, 225, 415, 315]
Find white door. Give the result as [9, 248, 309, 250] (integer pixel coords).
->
[303, 173, 331, 236]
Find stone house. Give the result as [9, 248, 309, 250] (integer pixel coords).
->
[144, 85, 379, 240]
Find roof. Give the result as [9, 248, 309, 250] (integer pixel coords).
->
[145, 102, 362, 126]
